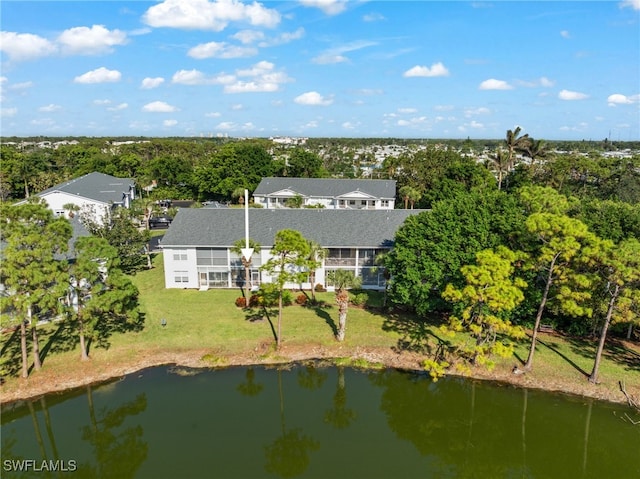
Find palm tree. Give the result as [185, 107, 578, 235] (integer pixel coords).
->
[306, 240, 327, 303]
[231, 238, 261, 298]
[488, 149, 510, 190]
[328, 270, 362, 341]
[398, 185, 421, 209]
[505, 126, 531, 172]
[522, 138, 549, 173]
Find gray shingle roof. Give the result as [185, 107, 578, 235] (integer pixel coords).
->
[253, 177, 396, 199]
[161, 208, 425, 249]
[36, 172, 135, 205]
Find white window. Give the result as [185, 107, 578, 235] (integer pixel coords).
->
[174, 271, 189, 283]
[381, 200, 390, 208]
[173, 253, 188, 261]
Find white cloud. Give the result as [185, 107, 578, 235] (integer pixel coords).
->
[205, 111, 222, 117]
[312, 40, 377, 64]
[107, 103, 129, 111]
[294, 91, 333, 106]
[518, 76, 555, 88]
[607, 93, 640, 105]
[172, 69, 210, 85]
[560, 30, 571, 39]
[232, 29, 265, 44]
[216, 121, 236, 130]
[93, 99, 111, 105]
[464, 107, 490, 117]
[142, 101, 178, 112]
[363, 12, 385, 22]
[10, 81, 34, 90]
[1, 107, 18, 117]
[74, 67, 122, 84]
[397, 116, 427, 126]
[313, 54, 347, 64]
[619, 0, 640, 10]
[224, 61, 292, 93]
[299, 0, 348, 15]
[0, 32, 57, 61]
[141, 77, 165, 89]
[259, 28, 305, 47]
[403, 62, 449, 78]
[39, 104, 62, 113]
[57, 25, 127, 55]
[398, 108, 417, 114]
[479, 79, 513, 90]
[188, 41, 257, 59]
[163, 119, 178, 126]
[143, 0, 281, 31]
[342, 121, 358, 129]
[558, 89, 588, 100]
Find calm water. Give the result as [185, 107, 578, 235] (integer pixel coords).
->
[1, 364, 639, 479]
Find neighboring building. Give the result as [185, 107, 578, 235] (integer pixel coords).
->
[252, 178, 396, 210]
[161, 208, 423, 290]
[18, 172, 136, 225]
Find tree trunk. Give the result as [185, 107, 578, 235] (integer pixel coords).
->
[336, 290, 348, 341]
[32, 324, 42, 371]
[589, 285, 618, 384]
[627, 323, 633, 340]
[524, 254, 558, 370]
[20, 319, 29, 379]
[41, 397, 60, 461]
[276, 292, 282, 350]
[79, 316, 89, 361]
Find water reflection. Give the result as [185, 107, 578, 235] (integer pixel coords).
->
[1, 365, 638, 479]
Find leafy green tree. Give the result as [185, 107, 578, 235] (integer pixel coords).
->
[323, 367, 356, 429]
[523, 213, 596, 370]
[327, 270, 362, 341]
[83, 208, 150, 274]
[260, 230, 311, 349]
[587, 239, 640, 383]
[505, 127, 531, 174]
[517, 185, 578, 215]
[286, 148, 326, 178]
[69, 236, 123, 361]
[284, 194, 304, 209]
[0, 199, 72, 377]
[386, 190, 526, 315]
[575, 199, 640, 243]
[440, 246, 527, 374]
[231, 238, 261, 298]
[193, 141, 275, 200]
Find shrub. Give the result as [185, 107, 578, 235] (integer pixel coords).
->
[350, 291, 369, 306]
[282, 290, 293, 306]
[315, 283, 325, 292]
[295, 293, 308, 305]
[235, 297, 247, 308]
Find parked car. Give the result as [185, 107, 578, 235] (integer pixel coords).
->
[202, 200, 228, 208]
[149, 215, 173, 229]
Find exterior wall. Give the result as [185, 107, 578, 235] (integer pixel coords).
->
[41, 191, 111, 224]
[253, 194, 394, 210]
[163, 246, 388, 290]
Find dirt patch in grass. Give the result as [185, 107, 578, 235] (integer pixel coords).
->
[2, 339, 638, 407]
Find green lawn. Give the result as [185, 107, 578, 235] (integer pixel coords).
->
[1, 253, 638, 404]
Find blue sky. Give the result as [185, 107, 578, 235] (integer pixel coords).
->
[1, 0, 639, 140]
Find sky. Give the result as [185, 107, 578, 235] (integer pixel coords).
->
[1, 0, 639, 140]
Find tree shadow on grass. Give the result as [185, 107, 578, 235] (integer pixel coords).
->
[564, 335, 640, 373]
[40, 319, 79, 363]
[244, 306, 278, 342]
[534, 336, 590, 378]
[382, 313, 452, 357]
[0, 328, 24, 379]
[309, 302, 338, 338]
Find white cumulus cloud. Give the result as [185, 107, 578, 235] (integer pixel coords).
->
[107, 103, 129, 111]
[619, 0, 640, 10]
[294, 91, 333, 106]
[224, 61, 292, 93]
[607, 93, 640, 105]
[74, 67, 122, 84]
[143, 0, 281, 31]
[0, 32, 57, 61]
[299, 0, 348, 15]
[141, 77, 165, 89]
[188, 41, 257, 59]
[403, 62, 449, 78]
[558, 89, 588, 100]
[142, 101, 178, 112]
[163, 119, 178, 126]
[57, 25, 128, 55]
[479, 79, 513, 90]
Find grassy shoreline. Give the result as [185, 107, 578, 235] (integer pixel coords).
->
[1, 256, 639, 407]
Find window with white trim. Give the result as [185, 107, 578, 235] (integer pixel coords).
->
[174, 271, 189, 283]
[173, 253, 188, 261]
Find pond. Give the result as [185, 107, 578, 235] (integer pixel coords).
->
[2, 364, 639, 479]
